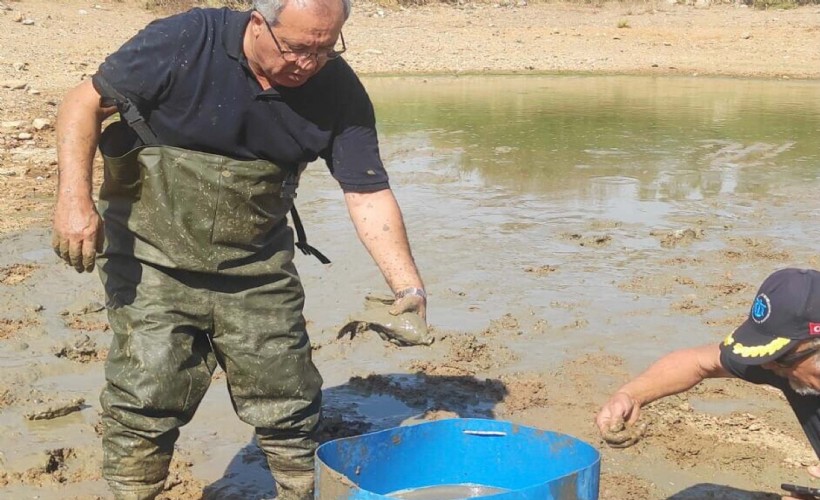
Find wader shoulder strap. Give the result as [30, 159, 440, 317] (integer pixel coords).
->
[290, 207, 330, 264]
[94, 75, 159, 146]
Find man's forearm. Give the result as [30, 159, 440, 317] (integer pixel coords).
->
[56, 80, 109, 204]
[344, 189, 423, 293]
[617, 344, 731, 406]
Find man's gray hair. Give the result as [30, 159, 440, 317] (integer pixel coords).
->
[253, 0, 351, 24]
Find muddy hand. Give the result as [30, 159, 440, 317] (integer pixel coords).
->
[52, 202, 104, 273]
[388, 294, 427, 323]
[601, 420, 647, 448]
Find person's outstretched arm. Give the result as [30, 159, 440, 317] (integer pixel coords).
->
[344, 188, 426, 321]
[52, 79, 116, 272]
[596, 343, 732, 446]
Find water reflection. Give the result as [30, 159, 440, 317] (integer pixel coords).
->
[365, 75, 820, 203]
[297, 75, 818, 337]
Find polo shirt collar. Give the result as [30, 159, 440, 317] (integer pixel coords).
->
[224, 10, 252, 63]
[223, 10, 281, 98]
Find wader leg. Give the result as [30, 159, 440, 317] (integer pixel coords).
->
[99, 259, 217, 500]
[210, 262, 322, 500]
[257, 430, 318, 500]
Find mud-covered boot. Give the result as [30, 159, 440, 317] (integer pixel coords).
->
[102, 416, 175, 500]
[256, 429, 317, 499]
[270, 468, 315, 500]
[106, 479, 166, 500]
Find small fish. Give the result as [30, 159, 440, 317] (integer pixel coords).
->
[337, 309, 433, 347]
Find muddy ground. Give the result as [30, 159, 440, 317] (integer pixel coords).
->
[1, 0, 820, 498]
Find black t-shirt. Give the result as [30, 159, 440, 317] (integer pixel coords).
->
[92, 8, 389, 192]
[720, 350, 820, 458]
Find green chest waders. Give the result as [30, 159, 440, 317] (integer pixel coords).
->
[95, 81, 324, 500]
[98, 130, 329, 272]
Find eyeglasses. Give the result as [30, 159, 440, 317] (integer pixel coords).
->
[257, 12, 346, 64]
[775, 346, 820, 368]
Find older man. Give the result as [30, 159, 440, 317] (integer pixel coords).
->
[51, 0, 426, 498]
[597, 268, 820, 497]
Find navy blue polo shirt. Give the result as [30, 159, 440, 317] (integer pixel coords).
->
[92, 8, 388, 192]
[720, 351, 820, 459]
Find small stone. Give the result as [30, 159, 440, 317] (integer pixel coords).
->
[78, 301, 105, 314]
[1, 120, 25, 129]
[32, 118, 51, 130]
[13, 62, 27, 71]
[24, 397, 85, 420]
[17, 132, 33, 140]
[21, 18, 34, 25]
[78, 9, 88, 15]
[27, 88, 40, 95]
[0, 168, 17, 176]
[1, 80, 27, 90]
[741, 33, 751, 39]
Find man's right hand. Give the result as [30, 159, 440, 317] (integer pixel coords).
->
[388, 293, 427, 323]
[782, 466, 820, 499]
[596, 391, 646, 448]
[52, 198, 104, 273]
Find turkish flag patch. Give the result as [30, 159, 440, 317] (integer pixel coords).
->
[810, 323, 820, 336]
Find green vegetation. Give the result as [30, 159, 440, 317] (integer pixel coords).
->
[616, 18, 630, 28]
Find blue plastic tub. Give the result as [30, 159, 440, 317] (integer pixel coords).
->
[315, 418, 600, 499]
